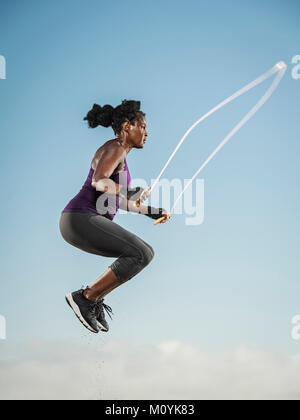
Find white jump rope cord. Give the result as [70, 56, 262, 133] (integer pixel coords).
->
[149, 61, 287, 215]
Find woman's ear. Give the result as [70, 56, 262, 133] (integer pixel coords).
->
[121, 119, 131, 133]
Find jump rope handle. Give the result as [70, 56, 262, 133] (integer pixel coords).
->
[153, 216, 167, 225]
[135, 188, 169, 225]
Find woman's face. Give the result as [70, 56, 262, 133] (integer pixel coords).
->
[127, 117, 148, 149]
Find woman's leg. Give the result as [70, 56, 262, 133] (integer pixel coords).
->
[84, 268, 122, 301]
[59, 212, 155, 301]
[87, 236, 157, 299]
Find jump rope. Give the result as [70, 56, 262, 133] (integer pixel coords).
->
[135, 61, 287, 225]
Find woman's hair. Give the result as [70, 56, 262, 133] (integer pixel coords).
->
[83, 99, 145, 134]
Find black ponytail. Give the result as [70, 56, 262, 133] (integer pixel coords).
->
[83, 104, 114, 129]
[83, 99, 145, 134]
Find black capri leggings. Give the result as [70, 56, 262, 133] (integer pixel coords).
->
[59, 212, 154, 283]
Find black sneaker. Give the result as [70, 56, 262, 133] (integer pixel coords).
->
[65, 289, 100, 333]
[95, 299, 113, 332]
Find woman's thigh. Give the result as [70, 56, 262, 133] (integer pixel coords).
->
[59, 212, 152, 258]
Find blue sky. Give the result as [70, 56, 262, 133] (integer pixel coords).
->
[0, 0, 300, 366]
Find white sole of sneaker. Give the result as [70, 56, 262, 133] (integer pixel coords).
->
[97, 321, 108, 332]
[65, 293, 99, 334]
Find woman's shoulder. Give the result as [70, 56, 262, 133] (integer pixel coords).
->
[91, 139, 124, 170]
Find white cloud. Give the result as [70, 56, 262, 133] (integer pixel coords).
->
[0, 339, 300, 400]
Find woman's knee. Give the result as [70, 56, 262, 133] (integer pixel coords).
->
[139, 243, 155, 267]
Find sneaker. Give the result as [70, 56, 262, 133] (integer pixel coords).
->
[95, 299, 114, 332]
[65, 289, 100, 333]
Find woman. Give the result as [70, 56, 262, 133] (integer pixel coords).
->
[59, 100, 171, 334]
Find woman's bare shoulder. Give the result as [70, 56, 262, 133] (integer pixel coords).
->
[91, 139, 123, 170]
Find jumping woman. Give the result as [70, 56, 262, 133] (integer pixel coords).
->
[59, 100, 171, 334]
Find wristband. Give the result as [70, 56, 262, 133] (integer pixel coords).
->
[145, 206, 165, 220]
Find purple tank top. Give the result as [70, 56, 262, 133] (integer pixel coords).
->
[62, 139, 131, 221]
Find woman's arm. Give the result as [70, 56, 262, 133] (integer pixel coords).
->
[118, 198, 171, 223]
[118, 196, 148, 214]
[91, 144, 124, 195]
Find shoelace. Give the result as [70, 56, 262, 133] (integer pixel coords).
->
[103, 302, 114, 320]
[82, 287, 114, 320]
[82, 287, 107, 319]
[97, 299, 114, 321]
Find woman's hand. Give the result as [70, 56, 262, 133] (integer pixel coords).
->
[159, 210, 171, 223]
[144, 206, 171, 224]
